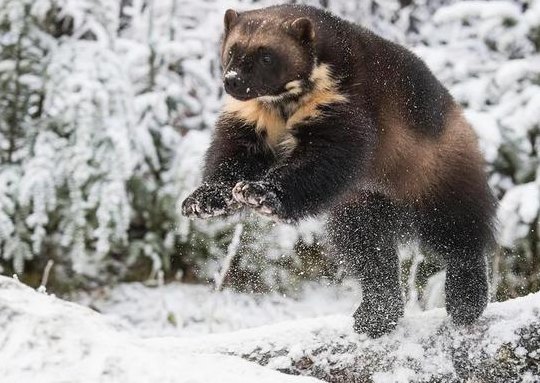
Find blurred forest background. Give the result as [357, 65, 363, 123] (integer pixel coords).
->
[0, 0, 538, 306]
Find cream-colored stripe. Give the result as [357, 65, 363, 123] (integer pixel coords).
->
[222, 64, 348, 150]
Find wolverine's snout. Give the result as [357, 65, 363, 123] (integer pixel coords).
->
[223, 70, 254, 100]
[224, 73, 242, 94]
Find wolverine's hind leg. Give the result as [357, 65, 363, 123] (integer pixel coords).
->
[327, 193, 409, 338]
[416, 189, 494, 325]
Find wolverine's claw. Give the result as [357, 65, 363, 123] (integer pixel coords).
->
[181, 184, 241, 219]
[232, 181, 266, 207]
[232, 181, 284, 220]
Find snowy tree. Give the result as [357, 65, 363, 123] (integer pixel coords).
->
[0, 0, 538, 299]
[115, 0, 221, 279]
[42, 41, 139, 279]
[0, 0, 57, 274]
[0, 0, 144, 286]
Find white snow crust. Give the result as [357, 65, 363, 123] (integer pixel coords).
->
[3, 276, 540, 382]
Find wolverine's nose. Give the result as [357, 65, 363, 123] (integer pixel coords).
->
[223, 71, 252, 100]
[224, 76, 241, 93]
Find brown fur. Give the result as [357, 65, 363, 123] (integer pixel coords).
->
[184, 5, 496, 337]
[369, 105, 483, 202]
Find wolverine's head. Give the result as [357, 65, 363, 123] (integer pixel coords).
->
[220, 8, 316, 102]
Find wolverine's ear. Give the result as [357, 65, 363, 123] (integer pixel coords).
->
[224, 9, 239, 33]
[289, 17, 315, 41]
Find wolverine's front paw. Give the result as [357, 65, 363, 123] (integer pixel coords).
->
[182, 183, 239, 219]
[232, 181, 286, 220]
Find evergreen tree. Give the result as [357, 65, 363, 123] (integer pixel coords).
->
[0, 0, 57, 274]
[0, 0, 537, 299]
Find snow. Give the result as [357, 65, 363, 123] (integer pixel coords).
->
[75, 279, 361, 337]
[433, 1, 522, 24]
[1, 0, 539, 379]
[3, 275, 540, 382]
[498, 182, 540, 247]
[464, 110, 501, 162]
[0, 276, 322, 383]
[171, 293, 540, 381]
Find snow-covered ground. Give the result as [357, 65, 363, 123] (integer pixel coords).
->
[1, 0, 539, 381]
[0, 276, 321, 383]
[74, 280, 362, 337]
[2, 275, 539, 382]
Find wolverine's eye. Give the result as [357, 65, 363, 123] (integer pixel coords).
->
[260, 53, 273, 66]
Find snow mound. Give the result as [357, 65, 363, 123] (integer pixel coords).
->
[0, 276, 321, 383]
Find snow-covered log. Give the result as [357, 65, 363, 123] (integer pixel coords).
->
[1, 275, 539, 383]
[176, 295, 540, 383]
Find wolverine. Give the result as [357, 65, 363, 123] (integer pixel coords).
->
[182, 5, 496, 337]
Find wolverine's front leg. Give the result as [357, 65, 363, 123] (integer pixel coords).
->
[182, 115, 273, 219]
[233, 110, 375, 221]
